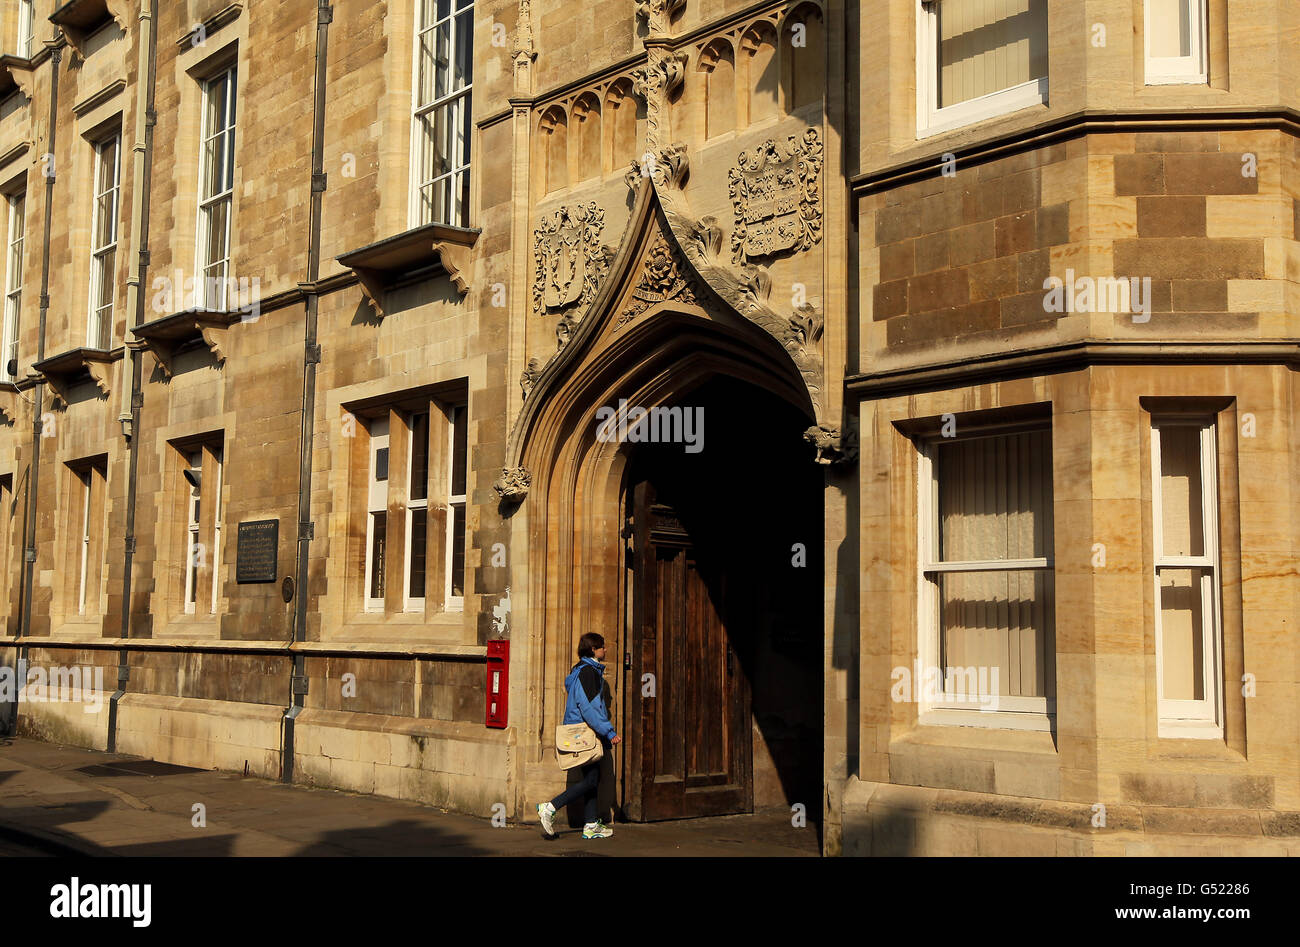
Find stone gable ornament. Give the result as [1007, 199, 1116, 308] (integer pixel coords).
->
[728, 127, 824, 266]
[617, 233, 700, 330]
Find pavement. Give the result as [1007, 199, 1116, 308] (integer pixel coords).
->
[0, 737, 820, 857]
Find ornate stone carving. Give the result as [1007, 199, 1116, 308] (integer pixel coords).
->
[520, 357, 544, 400]
[532, 202, 611, 321]
[728, 128, 824, 265]
[493, 466, 533, 502]
[617, 234, 700, 329]
[634, 0, 685, 28]
[625, 141, 690, 194]
[632, 50, 688, 154]
[803, 424, 857, 467]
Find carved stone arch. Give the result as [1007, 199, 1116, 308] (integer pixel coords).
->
[781, 1, 826, 112]
[570, 92, 602, 184]
[739, 19, 780, 125]
[535, 105, 569, 196]
[696, 37, 737, 139]
[508, 182, 817, 472]
[604, 77, 644, 177]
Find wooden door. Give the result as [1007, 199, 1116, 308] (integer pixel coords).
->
[624, 479, 751, 821]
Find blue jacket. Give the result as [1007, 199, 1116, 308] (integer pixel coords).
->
[563, 656, 618, 741]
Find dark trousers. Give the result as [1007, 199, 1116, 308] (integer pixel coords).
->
[550, 760, 600, 825]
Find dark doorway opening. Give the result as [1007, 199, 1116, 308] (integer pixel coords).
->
[619, 377, 823, 825]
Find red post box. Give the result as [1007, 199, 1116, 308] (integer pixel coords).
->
[485, 639, 508, 728]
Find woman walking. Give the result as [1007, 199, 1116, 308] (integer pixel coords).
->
[537, 632, 621, 840]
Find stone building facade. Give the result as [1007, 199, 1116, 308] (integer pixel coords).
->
[0, 0, 1297, 856]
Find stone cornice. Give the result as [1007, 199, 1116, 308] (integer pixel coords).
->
[845, 341, 1300, 399]
[852, 107, 1300, 197]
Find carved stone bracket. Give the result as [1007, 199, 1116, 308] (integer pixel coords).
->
[493, 466, 532, 504]
[728, 128, 824, 266]
[336, 223, 480, 319]
[33, 347, 121, 403]
[0, 384, 21, 425]
[131, 310, 243, 378]
[803, 423, 857, 467]
[520, 357, 544, 400]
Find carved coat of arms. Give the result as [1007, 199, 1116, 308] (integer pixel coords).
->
[728, 128, 824, 265]
[532, 203, 608, 316]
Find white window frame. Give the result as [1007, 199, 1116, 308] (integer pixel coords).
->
[16, 0, 33, 59]
[403, 410, 430, 613]
[184, 450, 202, 615]
[77, 471, 92, 616]
[196, 66, 237, 311]
[1, 192, 24, 384]
[916, 426, 1056, 730]
[1150, 417, 1223, 738]
[87, 133, 121, 350]
[364, 418, 390, 613]
[444, 404, 466, 612]
[1144, 0, 1208, 86]
[210, 449, 223, 615]
[916, 0, 1050, 139]
[409, 0, 473, 228]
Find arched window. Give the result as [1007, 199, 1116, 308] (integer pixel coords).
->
[571, 93, 601, 183]
[782, 4, 824, 112]
[537, 106, 568, 196]
[741, 22, 779, 124]
[699, 39, 736, 139]
[605, 80, 643, 175]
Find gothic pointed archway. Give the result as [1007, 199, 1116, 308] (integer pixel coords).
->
[507, 182, 824, 824]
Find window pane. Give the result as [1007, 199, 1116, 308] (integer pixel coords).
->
[937, 429, 1052, 562]
[450, 504, 465, 597]
[410, 412, 429, 499]
[454, 10, 473, 92]
[451, 405, 467, 496]
[939, 569, 1053, 699]
[1149, 0, 1192, 58]
[1159, 567, 1205, 700]
[370, 512, 387, 599]
[937, 0, 1048, 109]
[375, 446, 389, 482]
[1158, 425, 1205, 557]
[409, 508, 427, 599]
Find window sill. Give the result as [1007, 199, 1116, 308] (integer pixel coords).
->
[131, 308, 244, 377]
[336, 222, 480, 318]
[33, 345, 123, 401]
[896, 723, 1058, 754]
[1158, 719, 1223, 741]
[918, 708, 1055, 733]
[917, 77, 1048, 140]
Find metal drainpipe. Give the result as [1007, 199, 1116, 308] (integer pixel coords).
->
[107, 0, 158, 753]
[283, 0, 333, 784]
[9, 39, 64, 737]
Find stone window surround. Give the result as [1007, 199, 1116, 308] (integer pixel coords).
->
[54, 450, 109, 636]
[149, 412, 236, 640]
[167, 10, 248, 325]
[909, 404, 1057, 733]
[332, 378, 470, 642]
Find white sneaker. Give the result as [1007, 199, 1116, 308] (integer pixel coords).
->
[582, 820, 613, 839]
[538, 802, 557, 840]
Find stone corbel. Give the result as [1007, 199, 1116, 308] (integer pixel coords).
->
[493, 466, 532, 507]
[432, 240, 472, 296]
[0, 384, 21, 425]
[803, 423, 857, 467]
[197, 319, 234, 364]
[50, 0, 130, 59]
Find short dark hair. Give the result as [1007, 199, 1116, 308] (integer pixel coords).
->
[578, 633, 605, 658]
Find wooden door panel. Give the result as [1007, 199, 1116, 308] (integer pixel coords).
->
[627, 485, 751, 821]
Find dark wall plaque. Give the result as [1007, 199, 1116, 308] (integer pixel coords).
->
[236, 519, 279, 583]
